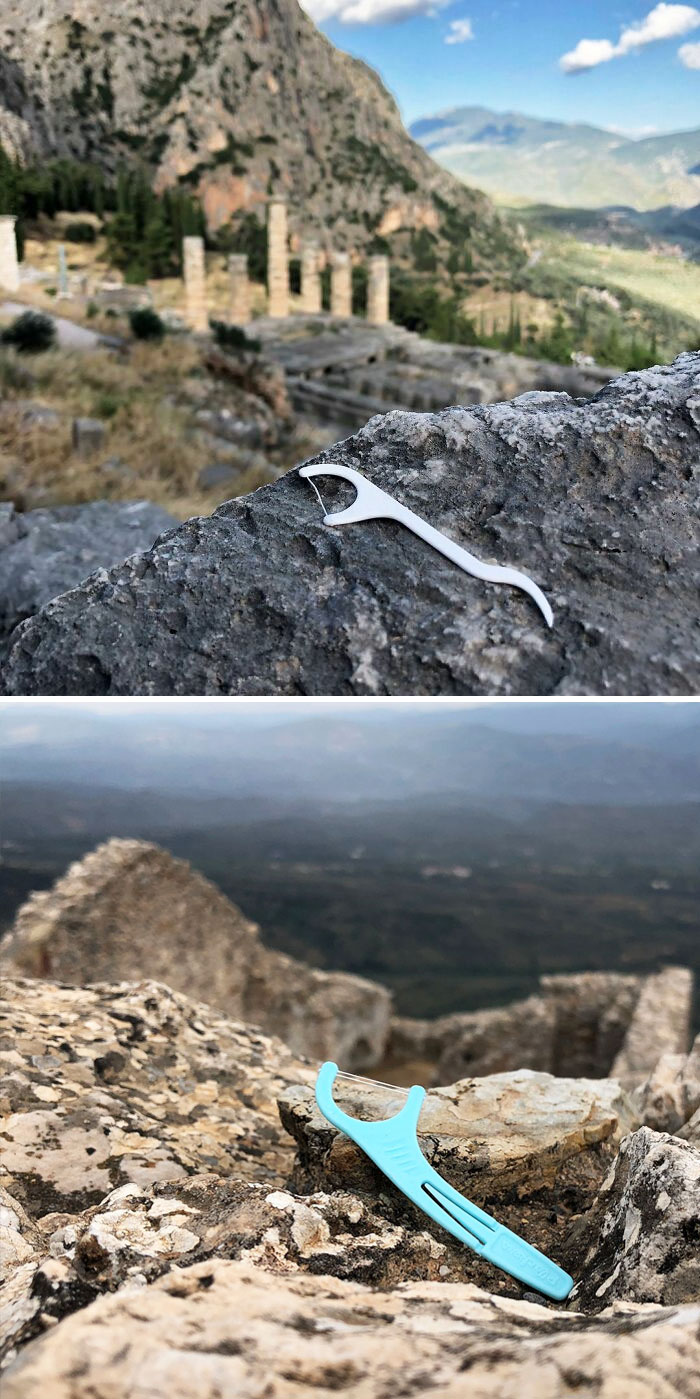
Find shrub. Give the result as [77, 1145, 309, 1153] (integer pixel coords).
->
[63, 220, 97, 243]
[128, 307, 165, 341]
[1, 310, 56, 354]
[210, 319, 261, 353]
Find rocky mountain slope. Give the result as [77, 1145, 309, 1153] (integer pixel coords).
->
[411, 106, 700, 211]
[3, 975, 700, 1395]
[0, 0, 519, 273]
[3, 352, 698, 696]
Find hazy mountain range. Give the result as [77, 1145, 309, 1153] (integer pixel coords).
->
[2, 704, 698, 1016]
[410, 106, 700, 212]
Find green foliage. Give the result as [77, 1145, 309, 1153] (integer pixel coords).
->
[128, 306, 166, 341]
[352, 264, 368, 316]
[2, 311, 56, 354]
[288, 258, 301, 296]
[214, 212, 267, 282]
[92, 390, 121, 418]
[106, 167, 205, 282]
[389, 273, 476, 345]
[411, 227, 438, 274]
[335, 136, 418, 194]
[63, 220, 97, 243]
[210, 319, 261, 353]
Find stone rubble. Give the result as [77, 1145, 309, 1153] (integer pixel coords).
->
[1, 975, 699, 1396]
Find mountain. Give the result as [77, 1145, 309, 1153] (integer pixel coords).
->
[410, 106, 700, 211]
[0, 1, 520, 273]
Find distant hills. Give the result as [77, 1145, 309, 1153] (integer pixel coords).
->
[410, 106, 700, 211]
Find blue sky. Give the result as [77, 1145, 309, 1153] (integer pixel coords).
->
[301, 1, 700, 131]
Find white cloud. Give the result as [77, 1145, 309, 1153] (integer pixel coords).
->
[300, 0, 449, 22]
[560, 3, 700, 72]
[679, 37, 700, 61]
[445, 17, 474, 43]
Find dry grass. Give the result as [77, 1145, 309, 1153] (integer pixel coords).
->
[0, 339, 279, 519]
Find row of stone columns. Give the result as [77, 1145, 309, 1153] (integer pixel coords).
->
[183, 234, 389, 331]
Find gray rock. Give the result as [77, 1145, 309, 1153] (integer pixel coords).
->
[0, 500, 177, 650]
[569, 1126, 700, 1311]
[2, 353, 699, 695]
[71, 417, 106, 458]
[197, 462, 238, 490]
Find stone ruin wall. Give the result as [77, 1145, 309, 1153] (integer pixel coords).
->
[0, 839, 391, 1071]
[0, 838, 693, 1088]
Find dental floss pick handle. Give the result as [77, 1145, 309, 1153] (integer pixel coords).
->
[299, 463, 553, 628]
[315, 1061, 573, 1302]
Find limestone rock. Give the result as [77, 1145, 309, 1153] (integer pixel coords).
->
[0, 499, 177, 652]
[431, 996, 555, 1082]
[634, 1036, 700, 1133]
[5, 1257, 700, 1399]
[3, 354, 699, 695]
[0, 1175, 466, 1362]
[0, 977, 312, 1219]
[570, 1126, 700, 1311]
[0, 839, 391, 1069]
[611, 967, 693, 1090]
[279, 1069, 638, 1293]
[385, 972, 646, 1084]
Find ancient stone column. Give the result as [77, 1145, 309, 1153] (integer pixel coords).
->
[267, 198, 288, 318]
[228, 253, 251, 325]
[300, 241, 321, 314]
[57, 244, 69, 299]
[367, 255, 389, 325]
[330, 251, 351, 318]
[183, 235, 208, 333]
[0, 215, 19, 293]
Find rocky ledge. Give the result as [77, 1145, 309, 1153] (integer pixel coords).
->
[2, 977, 700, 1396]
[1, 353, 699, 695]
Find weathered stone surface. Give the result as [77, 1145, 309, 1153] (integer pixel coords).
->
[5, 1256, 700, 1399]
[611, 967, 693, 1090]
[634, 1036, 700, 1133]
[71, 417, 106, 458]
[4, 354, 699, 695]
[279, 1069, 638, 1285]
[432, 996, 555, 1082]
[0, 499, 177, 650]
[569, 1127, 700, 1311]
[0, 1175, 464, 1362]
[385, 972, 648, 1084]
[0, 839, 391, 1069]
[0, 977, 312, 1219]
